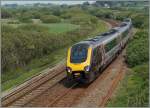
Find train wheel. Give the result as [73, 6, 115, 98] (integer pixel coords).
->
[66, 72, 73, 82]
[99, 66, 103, 73]
[86, 72, 96, 84]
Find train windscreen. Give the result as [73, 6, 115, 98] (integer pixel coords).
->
[70, 43, 89, 63]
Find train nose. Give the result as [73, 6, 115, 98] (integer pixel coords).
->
[69, 64, 85, 71]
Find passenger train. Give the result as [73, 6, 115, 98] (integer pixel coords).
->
[66, 18, 132, 83]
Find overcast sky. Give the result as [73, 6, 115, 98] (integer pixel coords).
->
[1, 0, 95, 5]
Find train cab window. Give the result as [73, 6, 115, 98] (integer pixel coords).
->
[105, 38, 117, 53]
[70, 43, 89, 63]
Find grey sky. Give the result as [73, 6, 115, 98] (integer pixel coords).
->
[1, 0, 95, 5]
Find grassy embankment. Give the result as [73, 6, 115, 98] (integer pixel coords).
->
[2, 19, 108, 91]
[107, 29, 149, 107]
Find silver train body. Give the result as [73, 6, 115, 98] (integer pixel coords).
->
[66, 18, 132, 83]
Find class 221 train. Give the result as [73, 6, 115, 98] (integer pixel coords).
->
[66, 18, 132, 83]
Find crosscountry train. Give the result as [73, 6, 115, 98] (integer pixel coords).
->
[66, 18, 132, 83]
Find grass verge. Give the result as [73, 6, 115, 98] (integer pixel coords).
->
[107, 63, 149, 107]
[106, 28, 149, 107]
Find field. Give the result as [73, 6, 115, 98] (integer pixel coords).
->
[2, 19, 80, 34]
[41, 23, 80, 34]
[2, 18, 109, 91]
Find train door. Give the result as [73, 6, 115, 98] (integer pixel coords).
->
[117, 33, 122, 52]
[91, 46, 102, 72]
[97, 45, 102, 68]
[101, 44, 105, 66]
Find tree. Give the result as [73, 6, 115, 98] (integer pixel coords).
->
[83, 1, 90, 6]
[19, 16, 32, 23]
[40, 15, 61, 23]
[1, 9, 12, 18]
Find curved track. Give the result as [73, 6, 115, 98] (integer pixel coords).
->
[20, 51, 126, 107]
[2, 19, 133, 107]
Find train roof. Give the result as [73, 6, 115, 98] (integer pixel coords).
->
[77, 29, 119, 47]
[72, 20, 131, 48]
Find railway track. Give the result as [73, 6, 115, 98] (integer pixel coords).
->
[49, 82, 79, 107]
[50, 63, 115, 107]
[2, 49, 127, 107]
[22, 52, 125, 107]
[1, 19, 133, 107]
[27, 53, 125, 107]
[1, 62, 66, 107]
[99, 61, 126, 107]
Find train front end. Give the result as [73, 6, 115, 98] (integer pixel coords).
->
[66, 43, 92, 81]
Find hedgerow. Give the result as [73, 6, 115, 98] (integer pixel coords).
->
[1, 23, 94, 74]
[125, 30, 149, 67]
[40, 15, 61, 23]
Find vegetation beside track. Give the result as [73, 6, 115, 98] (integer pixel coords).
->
[2, 6, 108, 91]
[107, 63, 149, 107]
[107, 30, 149, 107]
[126, 30, 149, 67]
[107, 9, 149, 107]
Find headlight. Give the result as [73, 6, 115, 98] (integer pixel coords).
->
[84, 66, 90, 72]
[66, 67, 72, 73]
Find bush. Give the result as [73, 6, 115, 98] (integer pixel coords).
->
[40, 15, 61, 23]
[131, 14, 149, 28]
[60, 12, 72, 19]
[125, 30, 149, 67]
[1, 8, 12, 18]
[70, 14, 99, 26]
[19, 16, 32, 23]
[91, 9, 114, 19]
[70, 16, 91, 25]
[2, 25, 53, 72]
[7, 20, 20, 24]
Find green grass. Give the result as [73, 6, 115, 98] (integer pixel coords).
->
[2, 19, 109, 92]
[88, 20, 108, 37]
[107, 63, 149, 107]
[41, 23, 80, 34]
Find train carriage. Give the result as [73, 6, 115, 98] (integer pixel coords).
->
[66, 18, 132, 83]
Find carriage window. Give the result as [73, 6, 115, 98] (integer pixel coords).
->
[105, 38, 117, 52]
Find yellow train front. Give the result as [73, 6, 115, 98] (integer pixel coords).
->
[66, 42, 95, 83]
